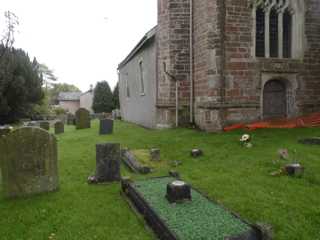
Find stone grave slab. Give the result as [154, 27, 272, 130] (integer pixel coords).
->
[75, 108, 91, 129]
[54, 121, 64, 134]
[122, 176, 263, 240]
[99, 119, 113, 135]
[1, 127, 59, 198]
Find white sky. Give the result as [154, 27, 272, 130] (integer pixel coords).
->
[0, 0, 157, 92]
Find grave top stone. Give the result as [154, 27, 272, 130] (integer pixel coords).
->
[1, 127, 59, 198]
[75, 108, 91, 129]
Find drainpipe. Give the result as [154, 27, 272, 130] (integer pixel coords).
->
[163, 62, 179, 127]
[189, 0, 194, 124]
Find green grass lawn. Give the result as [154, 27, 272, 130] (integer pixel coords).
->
[1, 120, 319, 240]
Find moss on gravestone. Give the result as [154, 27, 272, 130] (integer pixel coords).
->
[1, 127, 59, 198]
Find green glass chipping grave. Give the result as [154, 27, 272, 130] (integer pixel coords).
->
[131, 177, 254, 240]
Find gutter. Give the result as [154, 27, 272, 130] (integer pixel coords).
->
[189, 0, 194, 124]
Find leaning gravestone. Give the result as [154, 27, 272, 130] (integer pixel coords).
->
[39, 121, 50, 131]
[95, 143, 120, 182]
[75, 108, 91, 129]
[54, 121, 64, 134]
[1, 127, 59, 198]
[99, 119, 113, 135]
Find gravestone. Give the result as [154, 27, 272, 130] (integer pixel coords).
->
[67, 114, 76, 125]
[39, 121, 50, 131]
[54, 121, 64, 134]
[75, 108, 91, 129]
[99, 119, 113, 135]
[95, 143, 120, 182]
[1, 127, 59, 198]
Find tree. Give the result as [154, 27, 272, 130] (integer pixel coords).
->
[92, 81, 113, 113]
[112, 82, 120, 109]
[38, 63, 58, 88]
[0, 11, 19, 59]
[0, 46, 44, 124]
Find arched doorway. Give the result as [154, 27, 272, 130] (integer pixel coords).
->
[263, 80, 287, 119]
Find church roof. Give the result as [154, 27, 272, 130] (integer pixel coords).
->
[58, 92, 82, 101]
[118, 26, 157, 69]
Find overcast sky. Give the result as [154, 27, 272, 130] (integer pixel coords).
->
[0, 0, 157, 92]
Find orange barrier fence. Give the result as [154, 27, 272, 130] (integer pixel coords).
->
[224, 113, 320, 132]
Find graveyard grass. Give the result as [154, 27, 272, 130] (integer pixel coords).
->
[1, 120, 320, 240]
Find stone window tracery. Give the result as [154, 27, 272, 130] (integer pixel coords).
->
[252, 0, 305, 59]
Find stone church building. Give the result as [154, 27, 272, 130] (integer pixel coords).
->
[118, 0, 320, 131]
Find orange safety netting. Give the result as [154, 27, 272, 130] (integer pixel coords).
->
[224, 112, 320, 132]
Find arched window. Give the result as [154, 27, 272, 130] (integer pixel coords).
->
[255, 7, 265, 57]
[269, 8, 278, 57]
[254, 0, 304, 59]
[283, 9, 292, 58]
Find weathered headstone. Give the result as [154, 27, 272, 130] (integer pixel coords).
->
[95, 143, 120, 182]
[75, 108, 91, 129]
[39, 121, 50, 131]
[54, 121, 64, 134]
[99, 119, 113, 135]
[1, 127, 59, 198]
[150, 148, 160, 161]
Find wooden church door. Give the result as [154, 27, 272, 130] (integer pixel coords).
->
[263, 80, 287, 119]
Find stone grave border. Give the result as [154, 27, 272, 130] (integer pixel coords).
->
[121, 149, 151, 174]
[121, 176, 263, 240]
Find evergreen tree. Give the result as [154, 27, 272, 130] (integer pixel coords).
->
[112, 82, 120, 109]
[92, 81, 113, 113]
[0, 46, 44, 123]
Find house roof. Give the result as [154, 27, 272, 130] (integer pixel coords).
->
[58, 92, 82, 101]
[118, 26, 157, 69]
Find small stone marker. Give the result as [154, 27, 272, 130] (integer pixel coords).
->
[39, 121, 50, 131]
[150, 148, 160, 161]
[99, 119, 113, 135]
[75, 108, 91, 129]
[95, 143, 121, 182]
[1, 127, 59, 198]
[191, 149, 203, 158]
[0, 126, 13, 137]
[284, 164, 304, 177]
[54, 121, 64, 134]
[166, 180, 191, 203]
